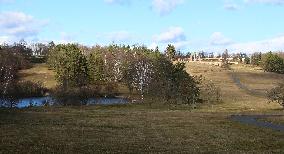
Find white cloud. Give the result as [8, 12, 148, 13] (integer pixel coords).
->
[149, 42, 158, 50]
[244, 0, 284, 5]
[229, 35, 284, 52]
[0, 11, 48, 39]
[150, 33, 284, 54]
[152, 0, 184, 15]
[148, 40, 190, 52]
[224, 3, 239, 10]
[59, 32, 74, 43]
[104, 0, 131, 5]
[96, 30, 134, 43]
[154, 26, 186, 43]
[104, 0, 184, 15]
[106, 31, 133, 42]
[0, 36, 10, 44]
[210, 32, 233, 46]
[172, 40, 190, 49]
[199, 33, 284, 53]
[0, 0, 14, 3]
[151, 26, 188, 51]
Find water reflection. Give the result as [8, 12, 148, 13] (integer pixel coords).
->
[0, 97, 129, 108]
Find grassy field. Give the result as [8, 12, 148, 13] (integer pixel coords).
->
[0, 105, 283, 153]
[0, 62, 283, 153]
[260, 116, 284, 125]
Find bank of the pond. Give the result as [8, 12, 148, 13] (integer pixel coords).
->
[0, 97, 130, 108]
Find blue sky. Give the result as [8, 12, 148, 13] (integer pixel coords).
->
[1, 0, 284, 53]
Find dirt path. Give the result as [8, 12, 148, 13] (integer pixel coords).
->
[228, 68, 284, 131]
[229, 70, 264, 97]
[230, 115, 284, 132]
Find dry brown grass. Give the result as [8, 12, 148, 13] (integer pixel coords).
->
[259, 116, 284, 125]
[0, 106, 283, 153]
[185, 62, 283, 112]
[18, 63, 57, 89]
[231, 65, 284, 91]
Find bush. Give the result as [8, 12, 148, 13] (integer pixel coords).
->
[262, 52, 284, 74]
[103, 82, 118, 97]
[52, 85, 101, 106]
[29, 56, 47, 63]
[0, 81, 46, 98]
[251, 52, 262, 66]
[146, 58, 200, 104]
[267, 83, 284, 108]
[244, 57, 250, 64]
[197, 77, 221, 103]
[16, 81, 47, 98]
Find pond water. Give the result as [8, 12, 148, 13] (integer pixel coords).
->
[0, 97, 129, 108]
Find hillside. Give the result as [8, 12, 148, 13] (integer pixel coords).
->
[186, 62, 283, 112]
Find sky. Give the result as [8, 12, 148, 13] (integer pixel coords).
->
[0, 0, 284, 53]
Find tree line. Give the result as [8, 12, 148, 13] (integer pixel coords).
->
[47, 44, 200, 105]
[250, 51, 284, 74]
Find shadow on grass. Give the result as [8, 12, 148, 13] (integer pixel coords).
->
[230, 115, 284, 132]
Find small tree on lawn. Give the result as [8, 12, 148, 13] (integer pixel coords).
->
[267, 83, 284, 108]
[222, 49, 229, 68]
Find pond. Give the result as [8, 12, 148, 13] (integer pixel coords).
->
[0, 97, 130, 108]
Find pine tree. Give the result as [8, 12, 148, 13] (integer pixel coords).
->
[88, 51, 105, 83]
[165, 44, 176, 60]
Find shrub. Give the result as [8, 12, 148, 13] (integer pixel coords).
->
[267, 83, 284, 108]
[244, 57, 250, 64]
[197, 77, 221, 103]
[221, 49, 229, 68]
[15, 81, 47, 98]
[251, 52, 262, 66]
[103, 82, 118, 97]
[262, 52, 284, 74]
[52, 85, 101, 106]
[147, 57, 200, 104]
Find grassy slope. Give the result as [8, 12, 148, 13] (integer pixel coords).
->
[0, 62, 283, 153]
[186, 62, 283, 112]
[18, 63, 57, 89]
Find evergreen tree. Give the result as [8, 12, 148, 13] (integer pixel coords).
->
[52, 44, 89, 89]
[88, 51, 105, 83]
[251, 52, 262, 66]
[165, 44, 176, 60]
[262, 52, 284, 74]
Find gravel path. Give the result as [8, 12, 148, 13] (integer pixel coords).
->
[230, 115, 284, 132]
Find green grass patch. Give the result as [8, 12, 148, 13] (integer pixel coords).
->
[0, 105, 283, 153]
